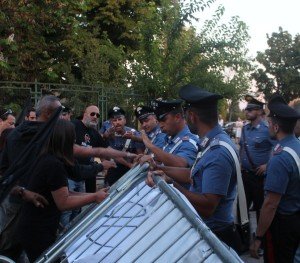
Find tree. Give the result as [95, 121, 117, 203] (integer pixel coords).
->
[252, 27, 300, 102]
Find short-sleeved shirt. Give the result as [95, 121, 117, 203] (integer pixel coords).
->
[146, 125, 166, 151]
[239, 121, 274, 171]
[190, 125, 237, 230]
[162, 125, 198, 167]
[107, 126, 144, 153]
[264, 135, 300, 215]
[72, 120, 108, 165]
[18, 154, 69, 239]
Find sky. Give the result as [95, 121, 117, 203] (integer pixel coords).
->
[194, 0, 299, 57]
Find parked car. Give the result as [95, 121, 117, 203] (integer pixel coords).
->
[223, 122, 237, 138]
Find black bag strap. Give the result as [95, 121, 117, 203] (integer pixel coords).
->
[241, 127, 256, 170]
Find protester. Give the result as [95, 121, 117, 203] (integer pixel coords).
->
[250, 94, 300, 262]
[24, 107, 36, 122]
[72, 105, 109, 193]
[0, 96, 134, 260]
[17, 119, 109, 262]
[0, 109, 15, 136]
[60, 106, 71, 121]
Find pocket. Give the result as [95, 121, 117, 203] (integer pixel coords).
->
[254, 138, 270, 149]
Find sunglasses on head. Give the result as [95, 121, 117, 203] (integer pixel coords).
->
[90, 112, 100, 118]
[1, 109, 13, 119]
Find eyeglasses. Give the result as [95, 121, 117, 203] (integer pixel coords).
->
[90, 112, 100, 118]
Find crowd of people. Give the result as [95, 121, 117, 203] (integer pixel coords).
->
[0, 84, 299, 263]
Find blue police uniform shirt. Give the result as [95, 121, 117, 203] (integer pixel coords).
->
[264, 135, 300, 215]
[239, 120, 274, 171]
[108, 126, 144, 153]
[162, 125, 198, 167]
[99, 120, 111, 134]
[190, 125, 237, 230]
[147, 125, 165, 149]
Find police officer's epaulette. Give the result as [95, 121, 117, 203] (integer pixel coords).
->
[273, 143, 283, 155]
[210, 138, 220, 148]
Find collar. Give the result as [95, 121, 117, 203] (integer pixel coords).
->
[200, 125, 223, 148]
[278, 134, 297, 145]
[147, 125, 161, 137]
[167, 125, 190, 144]
[247, 120, 264, 130]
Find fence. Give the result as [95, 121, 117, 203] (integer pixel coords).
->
[0, 81, 149, 125]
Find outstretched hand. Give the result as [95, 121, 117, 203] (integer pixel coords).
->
[94, 187, 110, 203]
[102, 160, 117, 170]
[145, 170, 167, 187]
[141, 130, 153, 149]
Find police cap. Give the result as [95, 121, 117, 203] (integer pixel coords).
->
[151, 99, 183, 121]
[134, 106, 155, 121]
[245, 95, 264, 110]
[179, 84, 223, 109]
[108, 106, 125, 119]
[268, 94, 300, 120]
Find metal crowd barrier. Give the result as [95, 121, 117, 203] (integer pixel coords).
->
[9, 162, 243, 263]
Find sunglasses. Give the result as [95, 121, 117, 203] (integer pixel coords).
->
[90, 112, 100, 118]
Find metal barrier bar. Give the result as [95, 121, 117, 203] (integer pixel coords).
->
[68, 183, 152, 260]
[131, 217, 185, 262]
[94, 192, 167, 262]
[153, 176, 243, 263]
[106, 202, 177, 263]
[36, 164, 149, 263]
[150, 225, 194, 262]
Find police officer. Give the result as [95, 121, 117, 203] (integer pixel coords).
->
[134, 105, 166, 152]
[146, 85, 241, 252]
[240, 95, 274, 218]
[250, 94, 300, 262]
[140, 99, 198, 187]
[105, 106, 144, 185]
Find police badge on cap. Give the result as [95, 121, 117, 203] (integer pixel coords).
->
[151, 99, 183, 121]
[134, 106, 155, 121]
[244, 95, 264, 111]
[108, 106, 125, 119]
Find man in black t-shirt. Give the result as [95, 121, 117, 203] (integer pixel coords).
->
[72, 105, 108, 193]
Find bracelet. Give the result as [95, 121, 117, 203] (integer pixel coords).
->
[255, 235, 264, 242]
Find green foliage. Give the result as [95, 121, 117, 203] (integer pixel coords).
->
[0, 0, 252, 115]
[252, 27, 300, 102]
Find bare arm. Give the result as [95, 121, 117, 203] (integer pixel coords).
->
[141, 131, 188, 167]
[52, 186, 109, 211]
[173, 181, 222, 217]
[73, 144, 136, 160]
[157, 165, 191, 184]
[250, 191, 281, 258]
[146, 172, 221, 218]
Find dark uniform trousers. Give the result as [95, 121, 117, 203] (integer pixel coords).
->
[213, 224, 243, 255]
[242, 169, 264, 216]
[264, 212, 300, 263]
